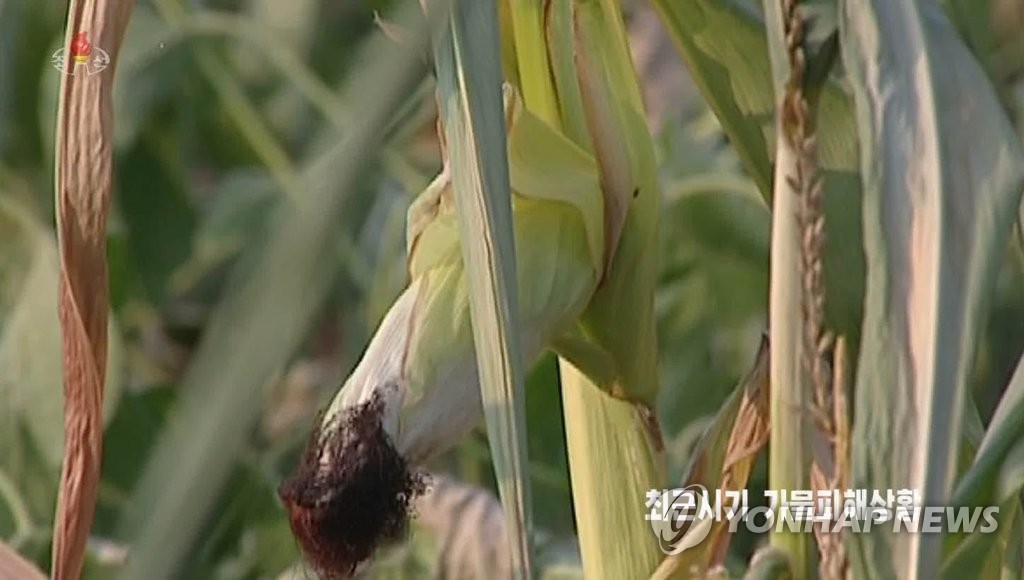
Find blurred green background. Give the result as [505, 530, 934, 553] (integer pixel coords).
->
[2, 0, 1024, 578]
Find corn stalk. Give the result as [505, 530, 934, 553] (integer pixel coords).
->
[760, 0, 830, 576]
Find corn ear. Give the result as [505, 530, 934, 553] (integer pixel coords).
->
[282, 85, 605, 575]
[328, 89, 605, 459]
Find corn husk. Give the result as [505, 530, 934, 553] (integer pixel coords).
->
[278, 87, 607, 577]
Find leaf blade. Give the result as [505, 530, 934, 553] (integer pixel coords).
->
[840, 2, 1024, 577]
[433, 0, 534, 574]
[52, 2, 134, 577]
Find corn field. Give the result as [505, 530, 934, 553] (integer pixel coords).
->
[2, 0, 1024, 579]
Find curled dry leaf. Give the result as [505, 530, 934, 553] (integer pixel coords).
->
[651, 337, 770, 580]
[52, 1, 134, 578]
[707, 336, 771, 568]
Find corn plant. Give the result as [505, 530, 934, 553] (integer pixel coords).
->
[273, 0, 1024, 578]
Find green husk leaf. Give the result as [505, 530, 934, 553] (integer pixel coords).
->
[507, 0, 560, 126]
[563, 0, 661, 405]
[549, 2, 666, 578]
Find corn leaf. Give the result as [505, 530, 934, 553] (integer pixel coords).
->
[496, 2, 667, 577]
[432, 0, 534, 574]
[52, 2, 134, 577]
[652, 338, 770, 579]
[955, 352, 1024, 510]
[941, 497, 1023, 579]
[543, 0, 590, 151]
[943, 351, 1024, 574]
[506, 0, 560, 126]
[567, 0, 661, 405]
[549, 2, 666, 578]
[0, 0, 24, 161]
[648, 0, 858, 193]
[558, 361, 664, 579]
[840, 2, 1024, 578]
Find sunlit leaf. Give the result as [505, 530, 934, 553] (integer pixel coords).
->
[840, 2, 1024, 578]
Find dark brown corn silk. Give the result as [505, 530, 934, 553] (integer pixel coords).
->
[278, 391, 426, 578]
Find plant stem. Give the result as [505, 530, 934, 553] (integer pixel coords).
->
[559, 361, 665, 579]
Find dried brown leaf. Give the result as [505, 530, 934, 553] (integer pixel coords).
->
[708, 339, 771, 568]
[52, 2, 134, 578]
[651, 338, 770, 579]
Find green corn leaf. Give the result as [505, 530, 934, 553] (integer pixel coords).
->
[840, 2, 1024, 578]
[558, 362, 665, 579]
[649, 0, 857, 193]
[506, 0, 560, 126]
[432, 0, 534, 574]
[565, 0, 661, 405]
[493, 2, 667, 577]
[955, 352, 1024, 510]
[942, 351, 1024, 574]
[941, 496, 1022, 580]
[543, 0, 590, 151]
